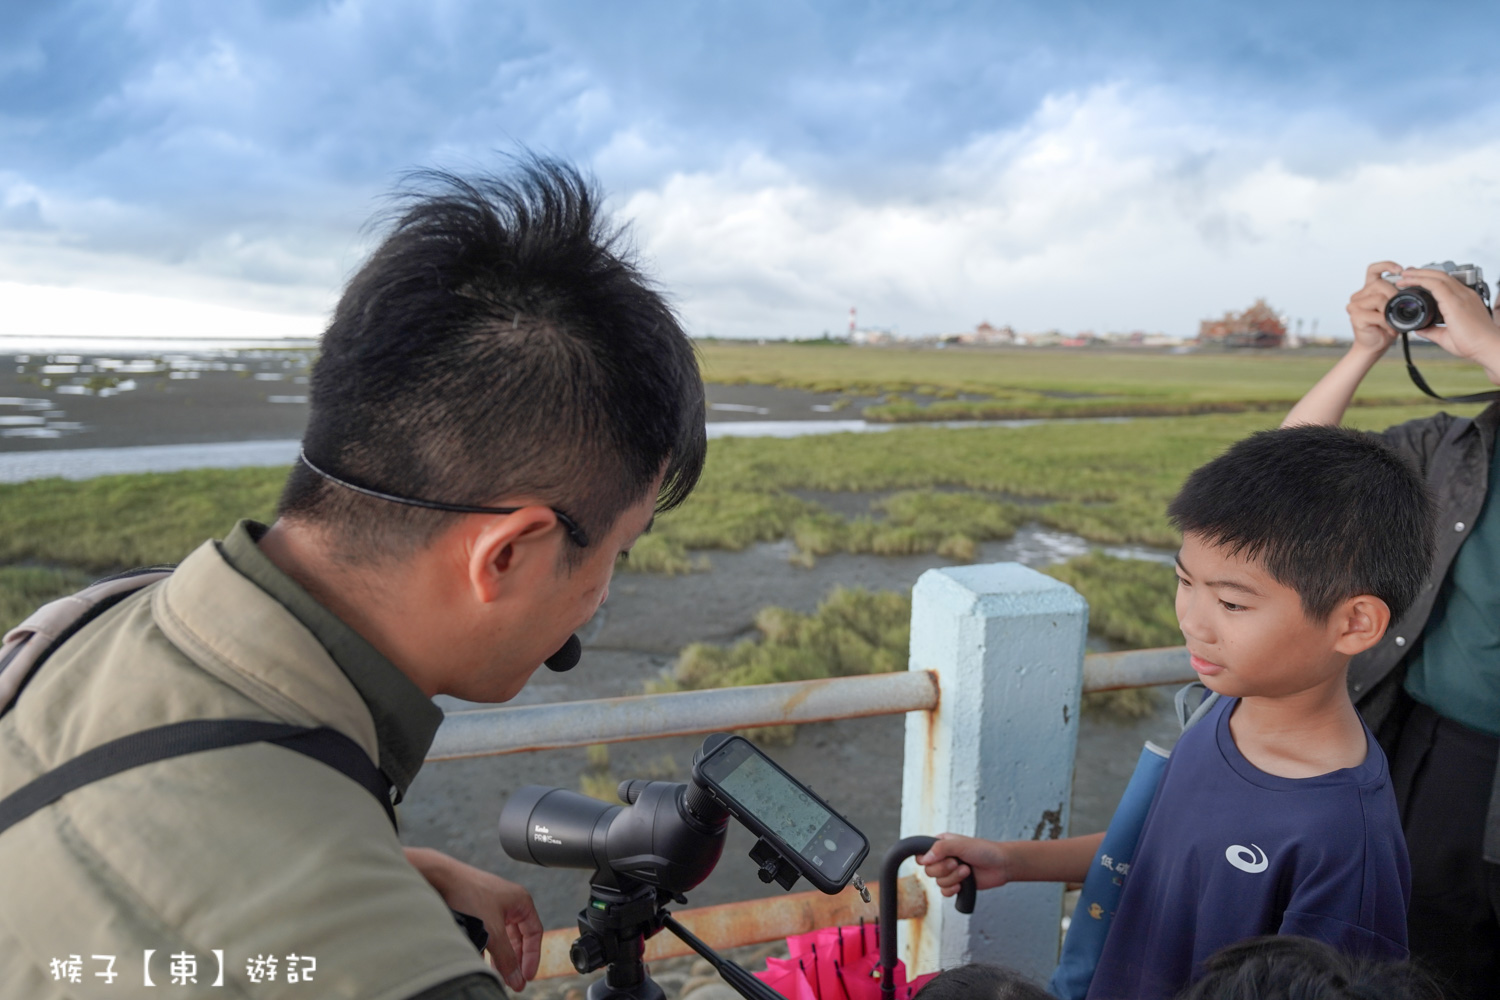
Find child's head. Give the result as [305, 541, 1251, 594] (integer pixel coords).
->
[911, 963, 1051, 1000]
[1166, 426, 1434, 696]
[1177, 935, 1444, 1000]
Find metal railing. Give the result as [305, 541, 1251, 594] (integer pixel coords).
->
[427, 647, 1189, 761]
[424, 564, 1191, 981]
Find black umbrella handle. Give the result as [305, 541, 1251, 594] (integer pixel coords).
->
[879, 835, 977, 1000]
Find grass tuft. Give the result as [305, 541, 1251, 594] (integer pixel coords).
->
[1041, 553, 1180, 649]
[697, 341, 1498, 410]
[654, 587, 911, 693]
[0, 468, 283, 573]
[655, 563, 1184, 737]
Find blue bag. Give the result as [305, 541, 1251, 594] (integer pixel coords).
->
[1047, 684, 1219, 1000]
[1047, 742, 1169, 999]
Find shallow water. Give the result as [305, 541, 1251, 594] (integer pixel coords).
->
[0, 418, 1143, 482]
[1, 349, 1139, 471]
[0, 439, 304, 481]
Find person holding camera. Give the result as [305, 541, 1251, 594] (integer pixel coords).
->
[0, 159, 706, 998]
[1282, 260, 1500, 999]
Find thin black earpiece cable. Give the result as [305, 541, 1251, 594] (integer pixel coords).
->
[297, 449, 590, 547]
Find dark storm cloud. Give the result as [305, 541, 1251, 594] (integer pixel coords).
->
[1, 0, 1496, 328]
[5, 0, 1490, 199]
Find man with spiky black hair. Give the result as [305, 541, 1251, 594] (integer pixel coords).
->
[0, 158, 706, 999]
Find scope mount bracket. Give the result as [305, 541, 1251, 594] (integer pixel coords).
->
[749, 837, 802, 892]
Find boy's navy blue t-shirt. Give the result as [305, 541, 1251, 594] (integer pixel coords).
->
[1086, 696, 1410, 1000]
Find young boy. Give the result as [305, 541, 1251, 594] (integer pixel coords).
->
[919, 424, 1435, 1000]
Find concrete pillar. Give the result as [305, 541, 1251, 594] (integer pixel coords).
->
[899, 563, 1088, 981]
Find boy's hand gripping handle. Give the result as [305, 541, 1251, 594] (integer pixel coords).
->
[879, 836, 976, 1000]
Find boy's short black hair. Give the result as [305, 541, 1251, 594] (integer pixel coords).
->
[912, 963, 1051, 1000]
[1177, 935, 1444, 1000]
[279, 156, 706, 564]
[1167, 425, 1434, 623]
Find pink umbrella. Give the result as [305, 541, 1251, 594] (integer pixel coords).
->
[756, 920, 938, 1000]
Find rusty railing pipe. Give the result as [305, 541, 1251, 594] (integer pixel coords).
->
[428, 670, 941, 761]
[1081, 646, 1193, 693]
[426, 648, 1195, 762]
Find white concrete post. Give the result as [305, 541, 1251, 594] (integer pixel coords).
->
[899, 564, 1088, 982]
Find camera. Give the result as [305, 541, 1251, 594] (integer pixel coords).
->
[1384, 260, 1492, 333]
[499, 733, 870, 1000]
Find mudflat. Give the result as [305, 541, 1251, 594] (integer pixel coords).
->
[0, 351, 902, 452]
[0, 351, 312, 451]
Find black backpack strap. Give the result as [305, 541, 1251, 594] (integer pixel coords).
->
[0, 720, 494, 952]
[0, 719, 395, 838]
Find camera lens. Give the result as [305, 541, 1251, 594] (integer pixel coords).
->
[1386, 288, 1439, 332]
[1391, 298, 1424, 326]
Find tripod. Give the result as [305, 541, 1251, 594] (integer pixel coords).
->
[570, 879, 785, 1000]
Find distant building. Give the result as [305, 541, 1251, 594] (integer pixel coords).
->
[1197, 299, 1287, 348]
[952, 321, 1016, 345]
[1100, 330, 1178, 347]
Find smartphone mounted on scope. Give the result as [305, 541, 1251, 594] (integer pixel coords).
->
[693, 733, 868, 893]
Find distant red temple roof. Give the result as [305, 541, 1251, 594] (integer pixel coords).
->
[1198, 299, 1286, 348]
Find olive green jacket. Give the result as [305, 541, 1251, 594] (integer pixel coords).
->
[0, 531, 497, 998]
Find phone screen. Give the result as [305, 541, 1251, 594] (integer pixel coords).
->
[698, 737, 865, 886]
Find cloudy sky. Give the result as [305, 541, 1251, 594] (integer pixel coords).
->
[4, 0, 1500, 342]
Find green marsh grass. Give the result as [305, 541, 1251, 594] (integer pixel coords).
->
[0, 403, 1475, 595]
[0, 398, 1477, 645]
[651, 587, 910, 743]
[1042, 553, 1182, 720]
[636, 403, 1476, 566]
[653, 587, 911, 694]
[651, 562, 1182, 730]
[699, 341, 1498, 415]
[0, 467, 283, 630]
[1043, 553, 1180, 649]
[0, 467, 283, 573]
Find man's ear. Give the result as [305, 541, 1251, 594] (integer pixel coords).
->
[1331, 595, 1392, 656]
[466, 507, 565, 604]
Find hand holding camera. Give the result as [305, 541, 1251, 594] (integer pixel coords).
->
[1286, 259, 1500, 428]
[1381, 262, 1500, 383]
[1346, 260, 1405, 354]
